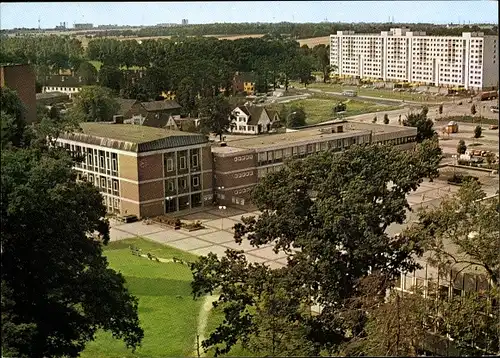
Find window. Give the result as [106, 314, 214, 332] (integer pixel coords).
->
[112, 180, 119, 192]
[167, 181, 175, 192]
[179, 178, 187, 189]
[166, 158, 174, 172]
[179, 156, 186, 170]
[191, 154, 199, 168]
[192, 176, 199, 187]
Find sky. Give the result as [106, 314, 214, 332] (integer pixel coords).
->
[0, 1, 498, 30]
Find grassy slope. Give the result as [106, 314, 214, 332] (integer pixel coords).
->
[81, 238, 202, 358]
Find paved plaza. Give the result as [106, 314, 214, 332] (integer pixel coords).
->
[110, 167, 499, 269]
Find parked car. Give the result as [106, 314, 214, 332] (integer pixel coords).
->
[117, 214, 138, 223]
[489, 124, 499, 130]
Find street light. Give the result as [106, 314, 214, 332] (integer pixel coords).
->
[218, 205, 227, 231]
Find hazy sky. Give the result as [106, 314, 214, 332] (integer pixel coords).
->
[0, 1, 498, 30]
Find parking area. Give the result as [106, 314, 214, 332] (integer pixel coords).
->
[110, 166, 498, 268]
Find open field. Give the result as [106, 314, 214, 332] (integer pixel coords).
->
[81, 238, 202, 358]
[290, 81, 448, 103]
[297, 36, 330, 47]
[269, 97, 400, 124]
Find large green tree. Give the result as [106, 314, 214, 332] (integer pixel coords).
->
[68, 86, 120, 122]
[98, 65, 124, 94]
[197, 95, 234, 140]
[191, 142, 441, 355]
[403, 106, 436, 143]
[76, 61, 98, 86]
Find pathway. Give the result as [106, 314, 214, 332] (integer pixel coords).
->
[193, 294, 220, 357]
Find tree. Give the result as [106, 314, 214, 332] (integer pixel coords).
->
[372, 115, 377, 123]
[284, 104, 306, 128]
[1, 146, 144, 357]
[403, 106, 436, 143]
[457, 139, 467, 154]
[76, 61, 98, 86]
[198, 95, 234, 140]
[0, 87, 28, 148]
[176, 77, 198, 117]
[192, 143, 441, 355]
[470, 103, 477, 116]
[402, 181, 500, 355]
[383, 113, 389, 124]
[98, 65, 124, 94]
[474, 125, 482, 138]
[67, 86, 120, 122]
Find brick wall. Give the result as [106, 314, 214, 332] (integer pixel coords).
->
[0, 64, 37, 123]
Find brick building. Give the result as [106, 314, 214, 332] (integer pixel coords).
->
[212, 122, 418, 206]
[0, 63, 37, 123]
[56, 122, 213, 218]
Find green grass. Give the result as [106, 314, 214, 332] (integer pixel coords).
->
[81, 237, 202, 358]
[89, 60, 142, 72]
[269, 97, 400, 125]
[290, 81, 446, 103]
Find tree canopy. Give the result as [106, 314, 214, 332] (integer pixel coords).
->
[403, 106, 436, 142]
[191, 141, 442, 356]
[198, 95, 234, 140]
[1, 90, 143, 358]
[67, 85, 120, 122]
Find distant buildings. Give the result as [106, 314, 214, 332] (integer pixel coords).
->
[74, 23, 94, 30]
[233, 72, 256, 95]
[330, 27, 499, 90]
[181, 19, 189, 26]
[0, 63, 37, 123]
[115, 99, 182, 127]
[42, 75, 83, 99]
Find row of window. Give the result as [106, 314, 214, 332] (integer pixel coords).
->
[103, 195, 121, 214]
[164, 175, 201, 193]
[58, 143, 119, 177]
[45, 86, 80, 92]
[163, 149, 200, 176]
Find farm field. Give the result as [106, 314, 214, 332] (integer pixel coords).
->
[80, 238, 202, 358]
[297, 36, 330, 47]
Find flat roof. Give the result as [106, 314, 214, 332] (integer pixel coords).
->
[59, 122, 207, 153]
[79, 122, 198, 143]
[213, 121, 415, 154]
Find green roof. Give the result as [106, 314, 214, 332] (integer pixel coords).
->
[60, 122, 207, 153]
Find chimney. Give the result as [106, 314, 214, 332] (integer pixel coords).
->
[113, 115, 124, 124]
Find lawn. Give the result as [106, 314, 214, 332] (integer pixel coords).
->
[290, 81, 446, 103]
[270, 97, 400, 125]
[81, 237, 203, 358]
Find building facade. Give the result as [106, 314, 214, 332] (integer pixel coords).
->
[1, 63, 37, 123]
[57, 122, 213, 218]
[330, 28, 499, 90]
[213, 122, 417, 206]
[42, 75, 83, 98]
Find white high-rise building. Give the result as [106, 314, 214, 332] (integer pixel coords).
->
[330, 28, 499, 90]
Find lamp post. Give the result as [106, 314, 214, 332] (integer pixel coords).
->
[285, 111, 297, 132]
[218, 205, 227, 231]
